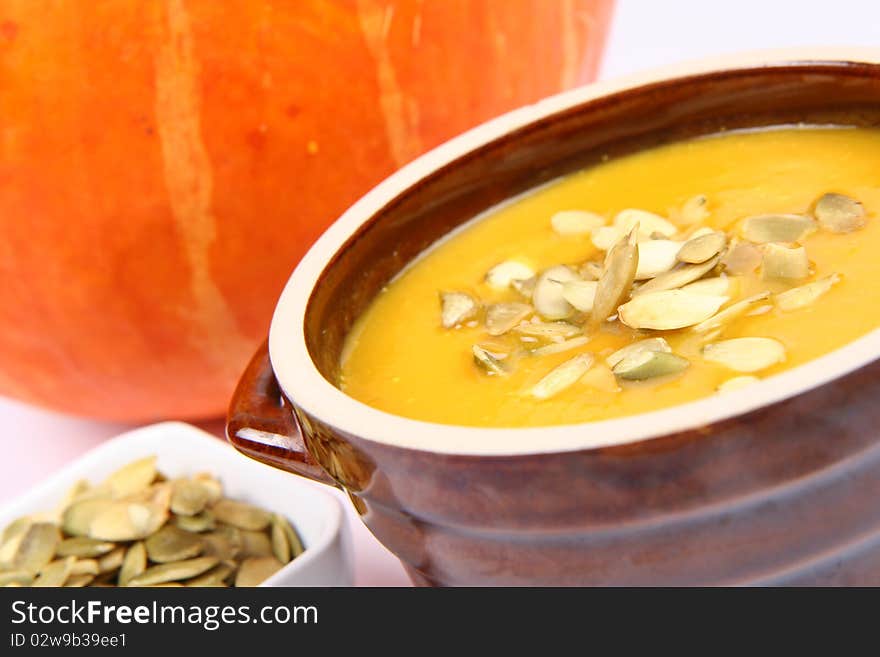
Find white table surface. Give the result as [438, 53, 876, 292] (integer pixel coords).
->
[2, 0, 879, 586]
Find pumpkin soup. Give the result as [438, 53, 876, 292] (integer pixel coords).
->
[339, 127, 880, 428]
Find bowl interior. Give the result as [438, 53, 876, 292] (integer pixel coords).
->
[304, 61, 880, 387]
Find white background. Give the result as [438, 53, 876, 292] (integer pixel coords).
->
[1, 0, 878, 586]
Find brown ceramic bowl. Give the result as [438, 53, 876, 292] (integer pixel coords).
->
[228, 49, 880, 586]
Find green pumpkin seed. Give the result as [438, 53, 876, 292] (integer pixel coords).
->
[485, 260, 535, 290]
[472, 345, 508, 376]
[33, 557, 75, 587]
[274, 515, 304, 558]
[64, 574, 95, 587]
[62, 498, 113, 538]
[11, 523, 60, 574]
[0, 571, 33, 586]
[530, 354, 594, 400]
[775, 274, 841, 311]
[606, 338, 672, 368]
[118, 542, 146, 586]
[619, 290, 728, 330]
[702, 337, 786, 373]
[692, 292, 771, 334]
[126, 556, 219, 587]
[677, 231, 727, 264]
[270, 519, 291, 564]
[761, 243, 810, 280]
[633, 255, 721, 296]
[721, 242, 762, 275]
[240, 530, 273, 558]
[70, 559, 99, 576]
[97, 547, 126, 573]
[185, 563, 235, 587]
[170, 479, 211, 517]
[88, 502, 167, 542]
[145, 525, 204, 563]
[590, 227, 639, 327]
[440, 291, 479, 329]
[613, 350, 690, 381]
[485, 302, 532, 336]
[741, 214, 816, 243]
[814, 193, 866, 233]
[56, 537, 116, 558]
[201, 526, 242, 561]
[103, 456, 157, 498]
[174, 511, 216, 533]
[235, 557, 284, 587]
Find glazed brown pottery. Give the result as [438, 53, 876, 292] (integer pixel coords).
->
[227, 51, 880, 585]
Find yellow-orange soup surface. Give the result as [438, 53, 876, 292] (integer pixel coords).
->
[339, 128, 880, 427]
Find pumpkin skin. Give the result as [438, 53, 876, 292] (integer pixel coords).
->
[0, 0, 613, 421]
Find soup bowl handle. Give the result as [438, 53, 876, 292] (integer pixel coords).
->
[226, 340, 338, 487]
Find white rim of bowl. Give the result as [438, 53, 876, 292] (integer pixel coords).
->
[270, 47, 880, 456]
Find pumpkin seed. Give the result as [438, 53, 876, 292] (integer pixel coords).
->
[270, 518, 291, 564]
[814, 193, 866, 233]
[560, 280, 597, 313]
[126, 556, 219, 587]
[485, 260, 535, 290]
[64, 574, 95, 587]
[274, 514, 304, 558]
[201, 526, 242, 561]
[186, 563, 235, 587]
[551, 210, 606, 236]
[717, 375, 760, 392]
[70, 559, 99, 576]
[740, 214, 815, 243]
[635, 240, 681, 279]
[192, 474, 223, 503]
[677, 231, 726, 264]
[88, 502, 167, 542]
[118, 542, 146, 586]
[56, 537, 116, 558]
[679, 194, 710, 224]
[530, 354, 594, 400]
[11, 523, 60, 574]
[722, 242, 763, 275]
[702, 337, 786, 372]
[485, 302, 532, 336]
[170, 479, 211, 516]
[575, 261, 600, 282]
[211, 500, 271, 532]
[240, 530, 273, 558]
[633, 255, 721, 296]
[580, 363, 621, 392]
[104, 456, 157, 498]
[692, 291, 771, 334]
[0, 571, 32, 586]
[614, 209, 677, 238]
[472, 345, 508, 376]
[97, 547, 125, 573]
[62, 498, 113, 538]
[145, 525, 204, 563]
[761, 243, 810, 280]
[682, 275, 735, 296]
[33, 557, 75, 587]
[747, 304, 773, 317]
[775, 274, 841, 311]
[512, 320, 580, 340]
[606, 338, 672, 368]
[235, 556, 284, 587]
[619, 290, 728, 330]
[1, 517, 31, 547]
[591, 225, 622, 250]
[532, 265, 580, 319]
[174, 511, 216, 533]
[531, 336, 591, 357]
[439, 291, 479, 329]
[590, 227, 639, 327]
[510, 276, 536, 299]
[613, 350, 690, 381]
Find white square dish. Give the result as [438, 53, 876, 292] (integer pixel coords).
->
[0, 421, 353, 586]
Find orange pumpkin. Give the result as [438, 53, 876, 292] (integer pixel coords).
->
[0, 0, 613, 421]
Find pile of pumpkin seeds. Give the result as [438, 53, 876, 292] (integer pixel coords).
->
[439, 192, 867, 399]
[0, 456, 304, 587]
